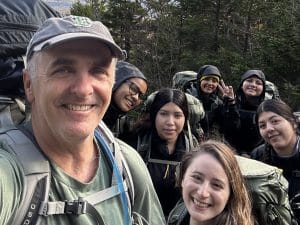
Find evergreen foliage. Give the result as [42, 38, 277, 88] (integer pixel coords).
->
[71, 0, 300, 109]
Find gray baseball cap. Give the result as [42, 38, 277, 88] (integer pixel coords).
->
[26, 15, 125, 60]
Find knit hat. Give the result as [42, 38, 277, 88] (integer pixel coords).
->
[241, 69, 266, 83]
[26, 15, 125, 61]
[238, 69, 266, 101]
[113, 61, 147, 92]
[197, 65, 222, 82]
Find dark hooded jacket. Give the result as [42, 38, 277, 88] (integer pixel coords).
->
[133, 129, 196, 217]
[103, 61, 147, 138]
[186, 65, 238, 140]
[225, 69, 266, 154]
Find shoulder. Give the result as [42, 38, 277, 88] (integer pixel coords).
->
[116, 139, 150, 178]
[0, 149, 24, 224]
[115, 138, 166, 224]
[250, 144, 266, 159]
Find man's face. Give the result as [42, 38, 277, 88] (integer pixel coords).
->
[24, 39, 116, 140]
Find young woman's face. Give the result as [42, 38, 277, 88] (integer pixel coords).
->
[181, 153, 230, 224]
[113, 77, 147, 112]
[258, 111, 298, 156]
[155, 102, 185, 143]
[241, 76, 264, 97]
[200, 77, 219, 94]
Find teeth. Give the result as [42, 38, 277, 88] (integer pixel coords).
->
[193, 198, 209, 207]
[67, 105, 92, 111]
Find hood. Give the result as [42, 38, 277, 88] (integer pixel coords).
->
[238, 69, 266, 104]
[113, 61, 147, 92]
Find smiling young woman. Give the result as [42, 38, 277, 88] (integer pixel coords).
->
[168, 140, 254, 225]
[251, 99, 300, 222]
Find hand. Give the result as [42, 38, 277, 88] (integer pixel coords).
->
[218, 79, 235, 99]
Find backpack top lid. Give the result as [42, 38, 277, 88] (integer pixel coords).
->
[172, 71, 197, 91]
[236, 155, 285, 177]
[0, 0, 61, 57]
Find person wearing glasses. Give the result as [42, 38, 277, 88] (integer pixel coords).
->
[103, 60, 148, 139]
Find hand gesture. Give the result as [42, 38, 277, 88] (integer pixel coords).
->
[218, 79, 235, 99]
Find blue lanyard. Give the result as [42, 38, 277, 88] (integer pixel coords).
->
[94, 130, 130, 225]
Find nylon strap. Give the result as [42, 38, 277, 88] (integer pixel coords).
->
[148, 158, 180, 166]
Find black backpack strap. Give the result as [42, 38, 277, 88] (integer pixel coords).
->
[0, 127, 50, 225]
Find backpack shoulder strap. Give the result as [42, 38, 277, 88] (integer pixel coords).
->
[98, 121, 134, 206]
[0, 126, 50, 225]
[39, 122, 133, 225]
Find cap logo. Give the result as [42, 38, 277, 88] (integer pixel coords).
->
[70, 15, 92, 27]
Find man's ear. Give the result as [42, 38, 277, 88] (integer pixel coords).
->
[23, 69, 34, 103]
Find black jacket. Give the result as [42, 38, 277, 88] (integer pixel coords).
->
[135, 130, 194, 216]
[186, 84, 238, 140]
[225, 93, 265, 155]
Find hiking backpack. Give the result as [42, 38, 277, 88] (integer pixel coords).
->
[143, 91, 205, 145]
[265, 80, 280, 100]
[172, 71, 197, 92]
[0, 121, 143, 225]
[236, 156, 297, 225]
[0, 0, 60, 128]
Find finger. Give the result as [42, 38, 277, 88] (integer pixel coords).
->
[220, 79, 225, 88]
[217, 84, 225, 94]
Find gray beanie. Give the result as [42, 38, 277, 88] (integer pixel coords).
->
[238, 69, 266, 99]
[241, 69, 266, 83]
[113, 61, 147, 92]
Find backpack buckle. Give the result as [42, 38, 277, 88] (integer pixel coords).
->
[64, 197, 87, 215]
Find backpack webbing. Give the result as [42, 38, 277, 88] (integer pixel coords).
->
[0, 122, 134, 225]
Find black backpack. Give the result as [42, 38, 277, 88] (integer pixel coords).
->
[0, 0, 60, 58]
[0, 0, 60, 127]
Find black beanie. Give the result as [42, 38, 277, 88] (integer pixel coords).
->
[196, 65, 222, 81]
[113, 61, 147, 92]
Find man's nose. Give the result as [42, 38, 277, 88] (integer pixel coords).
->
[71, 72, 93, 97]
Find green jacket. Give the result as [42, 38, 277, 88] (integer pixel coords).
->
[0, 122, 166, 225]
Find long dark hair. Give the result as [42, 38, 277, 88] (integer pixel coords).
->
[134, 88, 189, 133]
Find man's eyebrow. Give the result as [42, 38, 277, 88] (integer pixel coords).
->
[51, 58, 76, 67]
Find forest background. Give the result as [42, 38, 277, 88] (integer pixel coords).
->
[70, 0, 300, 110]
